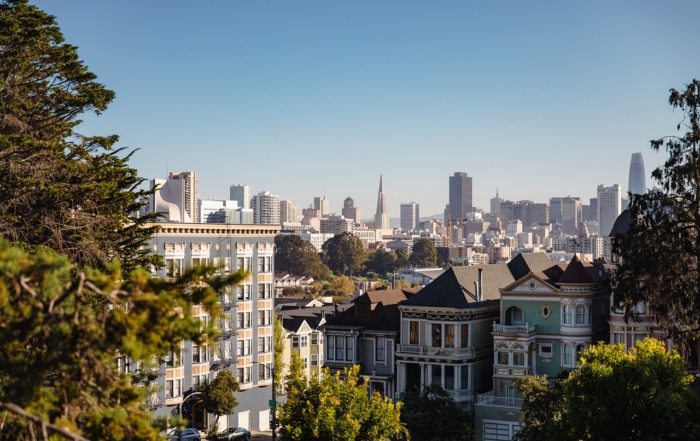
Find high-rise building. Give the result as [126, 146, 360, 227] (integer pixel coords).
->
[628, 152, 647, 196]
[374, 175, 389, 229]
[314, 197, 330, 217]
[589, 198, 598, 222]
[400, 202, 420, 230]
[320, 214, 354, 234]
[252, 191, 280, 225]
[230, 184, 251, 209]
[561, 197, 581, 236]
[448, 172, 472, 221]
[597, 184, 621, 237]
[490, 190, 503, 217]
[549, 197, 563, 225]
[279, 200, 298, 223]
[341, 197, 361, 224]
[149, 171, 199, 223]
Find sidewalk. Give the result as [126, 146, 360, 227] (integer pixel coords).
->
[249, 430, 274, 441]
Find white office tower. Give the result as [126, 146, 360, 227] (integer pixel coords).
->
[374, 175, 389, 229]
[199, 200, 253, 224]
[252, 191, 281, 225]
[400, 202, 420, 230]
[628, 153, 647, 196]
[314, 197, 330, 217]
[279, 200, 298, 223]
[597, 184, 621, 237]
[506, 219, 523, 236]
[149, 171, 199, 222]
[230, 184, 251, 209]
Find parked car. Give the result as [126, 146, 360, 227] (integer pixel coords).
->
[211, 427, 251, 441]
[166, 428, 201, 441]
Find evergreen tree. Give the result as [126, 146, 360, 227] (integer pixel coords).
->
[409, 238, 438, 267]
[321, 232, 365, 276]
[199, 369, 239, 433]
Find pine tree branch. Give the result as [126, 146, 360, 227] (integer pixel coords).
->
[0, 402, 91, 441]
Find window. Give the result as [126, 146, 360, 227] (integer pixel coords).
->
[613, 333, 625, 347]
[301, 335, 308, 347]
[460, 324, 469, 348]
[237, 257, 244, 270]
[635, 302, 646, 314]
[444, 365, 455, 390]
[292, 336, 299, 348]
[538, 344, 553, 357]
[244, 312, 251, 328]
[266, 336, 272, 353]
[244, 366, 251, 383]
[328, 336, 335, 360]
[165, 259, 183, 277]
[575, 305, 586, 325]
[575, 344, 586, 364]
[409, 321, 419, 345]
[302, 357, 308, 368]
[245, 257, 251, 271]
[224, 257, 231, 273]
[237, 340, 245, 356]
[633, 334, 646, 347]
[244, 285, 251, 300]
[258, 311, 265, 326]
[311, 354, 318, 366]
[513, 352, 525, 366]
[266, 256, 272, 272]
[497, 351, 509, 365]
[258, 363, 266, 380]
[562, 343, 572, 366]
[336, 337, 344, 360]
[173, 379, 182, 397]
[258, 284, 265, 299]
[166, 380, 173, 398]
[563, 305, 572, 325]
[311, 333, 318, 345]
[191, 257, 208, 268]
[460, 366, 468, 390]
[265, 310, 271, 325]
[258, 257, 265, 272]
[166, 350, 182, 367]
[431, 365, 441, 386]
[614, 303, 625, 314]
[237, 368, 244, 383]
[346, 336, 353, 361]
[506, 306, 524, 326]
[258, 337, 265, 353]
[432, 324, 442, 347]
[192, 345, 200, 363]
[445, 324, 455, 348]
[376, 337, 386, 362]
[237, 313, 244, 328]
[237, 285, 245, 300]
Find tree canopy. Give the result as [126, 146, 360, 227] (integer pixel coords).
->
[514, 339, 700, 441]
[0, 239, 239, 441]
[400, 384, 473, 441]
[611, 79, 700, 361]
[321, 232, 365, 276]
[409, 238, 438, 267]
[275, 235, 330, 280]
[198, 369, 239, 431]
[0, 0, 159, 272]
[279, 360, 406, 441]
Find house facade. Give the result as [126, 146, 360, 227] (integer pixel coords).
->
[474, 255, 610, 441]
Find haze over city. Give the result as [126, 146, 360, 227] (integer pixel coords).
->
[34, 0, 700, 215]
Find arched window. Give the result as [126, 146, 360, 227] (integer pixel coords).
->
[575, 305, 586, 325]
[562, 343, 572, 366]
[563, 305, 572, 325]
[575, 344, 586, 364]
[506, 306, 524, 326]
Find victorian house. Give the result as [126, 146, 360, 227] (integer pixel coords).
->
[394, 253, 554, 411]
[474, 255, 609, 441]
[323, 289, 412, 398]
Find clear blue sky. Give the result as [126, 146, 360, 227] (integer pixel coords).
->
[34, 0, 700, 217]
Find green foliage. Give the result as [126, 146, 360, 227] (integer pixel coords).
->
[0, 239, 243, 440]
[199, 369, 239, 419]
[409, 239, 438, 267]
[274, 314, 286, 390]
[514, 339, 700, 441]
[395, 249, 411, 269]
[328, 275, 356, 295]
[363, 249, 398, 278]
[275, 235, 330, 280]
[400, 384, 473, 441]
[279, 365, 407, 441]
[0, 0, 160, 272]
[611, 79, 700, 360]
[321, 232, 366, 276]
[282, 286, 306, 297]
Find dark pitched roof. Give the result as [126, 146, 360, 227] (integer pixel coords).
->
[278, 305, 335, 333]
[609, 209, 633, 237]
[507, 252, 556, 280]
[557, 254, 596, 284]
[325, 290, 409, 332]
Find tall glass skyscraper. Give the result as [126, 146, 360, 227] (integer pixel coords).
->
[628, 153, 646, 196]
[448, 172, 472, 221]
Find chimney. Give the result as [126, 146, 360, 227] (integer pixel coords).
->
[321, 309, 326, 319]
[478, 268, 483, 302]
[474, 282, 479, 302]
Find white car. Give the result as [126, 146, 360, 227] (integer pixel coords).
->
[166, 428, 201, 441]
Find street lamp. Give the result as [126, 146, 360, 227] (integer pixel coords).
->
[253, 362, 278, 441]
[178, 392, 202, 440]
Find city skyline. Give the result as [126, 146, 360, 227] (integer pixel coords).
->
[33, 1, 700, 216]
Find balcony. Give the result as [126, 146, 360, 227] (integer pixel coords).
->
[215, 328, 236, 340]
[210, 355, 235, 369]
[492, 323, 536, 334]
[446, 388, 473, 401]
[396, 344, 475, 358]
[475, 391, 522, 409]
[219, 295, 234, 310]
[493, 366, 533, 377]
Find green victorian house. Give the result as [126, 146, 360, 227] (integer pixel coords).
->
[474, 255, 609, 441]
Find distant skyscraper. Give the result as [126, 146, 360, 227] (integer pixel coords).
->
[597, 184, 621, 237]
[400, 202, 419, 230]
[149, 171, 199, 223]
[230, 184, 250, 209]
[448, 172, 472, 221]
[374, 175, 389, 229]
[279, 200, 298, 223]
[628, 152, 647, 196]
[490, 189, 503, 217]
[589, 198, 598, 222]
[561, 197, 581, 236]
[314, 197, 330, 217]
[549, 197, 563, 225]
[342, 197, 361, 224]
[252, 191, 280, 225]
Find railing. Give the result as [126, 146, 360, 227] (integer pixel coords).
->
[493, 367, 533, 377]
[396, 344, 475, 358]
[492, 323, 536, 333]
[397, 344, 426, 354]
[147, 396, 160, 408]
[215, 328, 236, 340]
[219, 295, 234, 310]
[210, 355, 235, 369]
[475, 391, 523, 408]
[446, 389, 473, 401]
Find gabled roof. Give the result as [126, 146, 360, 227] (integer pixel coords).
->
[325, 289, 409, 332]
[557, 254, 596, 284]
[507, 252, 556, 280]
[278, 305, 335, 333]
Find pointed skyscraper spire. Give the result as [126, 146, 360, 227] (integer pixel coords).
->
[374, 174, 389, 229]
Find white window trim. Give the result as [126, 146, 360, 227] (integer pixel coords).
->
[538, 343, 553, 358]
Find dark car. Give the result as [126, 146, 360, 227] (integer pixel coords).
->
[166, 428, 201, 441]
[211, 427, 251, 441]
